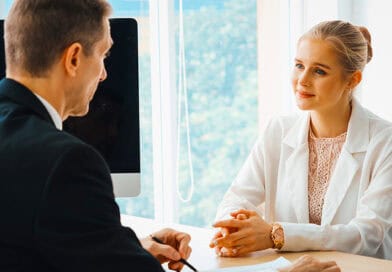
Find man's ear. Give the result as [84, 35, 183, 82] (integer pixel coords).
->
[63, 42, 83, 77]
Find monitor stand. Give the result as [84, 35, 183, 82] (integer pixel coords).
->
[112, 173, 141, 197]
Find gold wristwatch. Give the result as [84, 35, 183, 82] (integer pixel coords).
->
[270, 223, 284, 250]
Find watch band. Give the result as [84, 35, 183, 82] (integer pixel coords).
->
[270, 222, 285, 250]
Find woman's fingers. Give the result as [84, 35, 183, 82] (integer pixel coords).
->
[236, 213, 247, 220]
[212, 229, 247, 248]
[213, 218, 245, 229]
[230, 209, 256, 218]
[215, 235, 261, 256]
[218, 246, 241, 257]
[209, 230, 223, 248]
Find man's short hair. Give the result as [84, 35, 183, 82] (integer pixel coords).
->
[5, 0, 112, 77]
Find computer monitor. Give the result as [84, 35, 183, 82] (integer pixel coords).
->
[0, 18, 141, 197]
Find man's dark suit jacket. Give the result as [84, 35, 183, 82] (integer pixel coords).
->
[0, 78, 163, 271]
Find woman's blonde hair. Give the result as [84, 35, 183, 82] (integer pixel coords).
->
[300, 20, 372, 74]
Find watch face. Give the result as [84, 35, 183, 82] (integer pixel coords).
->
[275, 228, 284, 238]
[275, 230, 284, 244]
[272, 224, 284, 249]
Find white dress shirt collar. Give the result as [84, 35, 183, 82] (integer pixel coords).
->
[33, 93, 63, 130]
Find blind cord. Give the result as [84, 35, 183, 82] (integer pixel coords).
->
[176, 0, 194, 203]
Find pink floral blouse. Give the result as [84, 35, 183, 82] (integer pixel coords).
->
[308, 129, 346, 225]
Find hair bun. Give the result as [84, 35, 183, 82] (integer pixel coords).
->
[357, 26, 373, 63]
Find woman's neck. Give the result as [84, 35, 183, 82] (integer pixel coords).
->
[310, 103, 352, 138]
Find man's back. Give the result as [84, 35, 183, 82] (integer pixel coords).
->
[0, 79, 163, 271]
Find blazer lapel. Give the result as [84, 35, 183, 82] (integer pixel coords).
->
[283, 114, 311, 223]
[322, 99, 369, 225]
[322, 149, 359, 225]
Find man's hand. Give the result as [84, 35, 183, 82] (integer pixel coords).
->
[141, 228, 192, 271]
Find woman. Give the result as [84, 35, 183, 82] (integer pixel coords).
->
[210, 20, 392, 260]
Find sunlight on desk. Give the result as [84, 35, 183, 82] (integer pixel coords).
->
[121, 215, 392, 272]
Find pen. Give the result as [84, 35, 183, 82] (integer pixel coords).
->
[150, 235, 198, 272]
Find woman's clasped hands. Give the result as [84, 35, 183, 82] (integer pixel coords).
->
[210, 209, 341, 272]
[210, 209, 273, 257]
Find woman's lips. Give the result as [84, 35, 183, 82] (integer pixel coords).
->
[297, 91, 315, 99]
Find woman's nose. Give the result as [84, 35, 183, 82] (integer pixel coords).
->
[298, 70, 311, 86]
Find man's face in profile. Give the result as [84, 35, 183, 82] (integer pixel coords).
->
[67, 19, 113, 117]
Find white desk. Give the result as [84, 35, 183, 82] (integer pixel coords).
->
[121, 214, 392, 271]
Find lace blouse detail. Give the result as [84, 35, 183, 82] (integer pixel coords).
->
[308, 130, 346, 225]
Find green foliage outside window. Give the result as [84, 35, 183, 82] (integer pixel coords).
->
[117, 0, 258, 228]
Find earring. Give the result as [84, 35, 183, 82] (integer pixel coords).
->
[348, 88, 353, 101]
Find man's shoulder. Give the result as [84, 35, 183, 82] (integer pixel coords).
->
[15, 112, 81, 145]
[41, 126, 101, 163]
[3, 110, 97, 161]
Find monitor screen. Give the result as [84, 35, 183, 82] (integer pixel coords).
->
[0, 18, 141, 197]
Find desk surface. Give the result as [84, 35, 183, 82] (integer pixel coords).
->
[121, 215, 392, 272]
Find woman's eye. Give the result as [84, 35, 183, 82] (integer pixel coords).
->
[295, 63, 304, 69]
[315, 68, 326, 75]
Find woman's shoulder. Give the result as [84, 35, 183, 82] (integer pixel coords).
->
[354, 103, 392, 152]
[366, 110, 392, 132]
[261, 112, 307, 137]
[251, 113, 309, 152]
[359, 106, 392, 140]
[353, 99, 392, 132]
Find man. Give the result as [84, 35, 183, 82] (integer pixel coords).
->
[0, 0, 190, 271]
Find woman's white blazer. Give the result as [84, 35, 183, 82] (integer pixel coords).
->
[216, 99, 392, 259]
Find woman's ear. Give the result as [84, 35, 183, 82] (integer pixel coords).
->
[348, 70, 362, 90]
[63, 42, 83, 77]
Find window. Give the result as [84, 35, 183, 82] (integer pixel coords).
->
[113, 0, 258, 227]
[171, 0, 258, 226]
